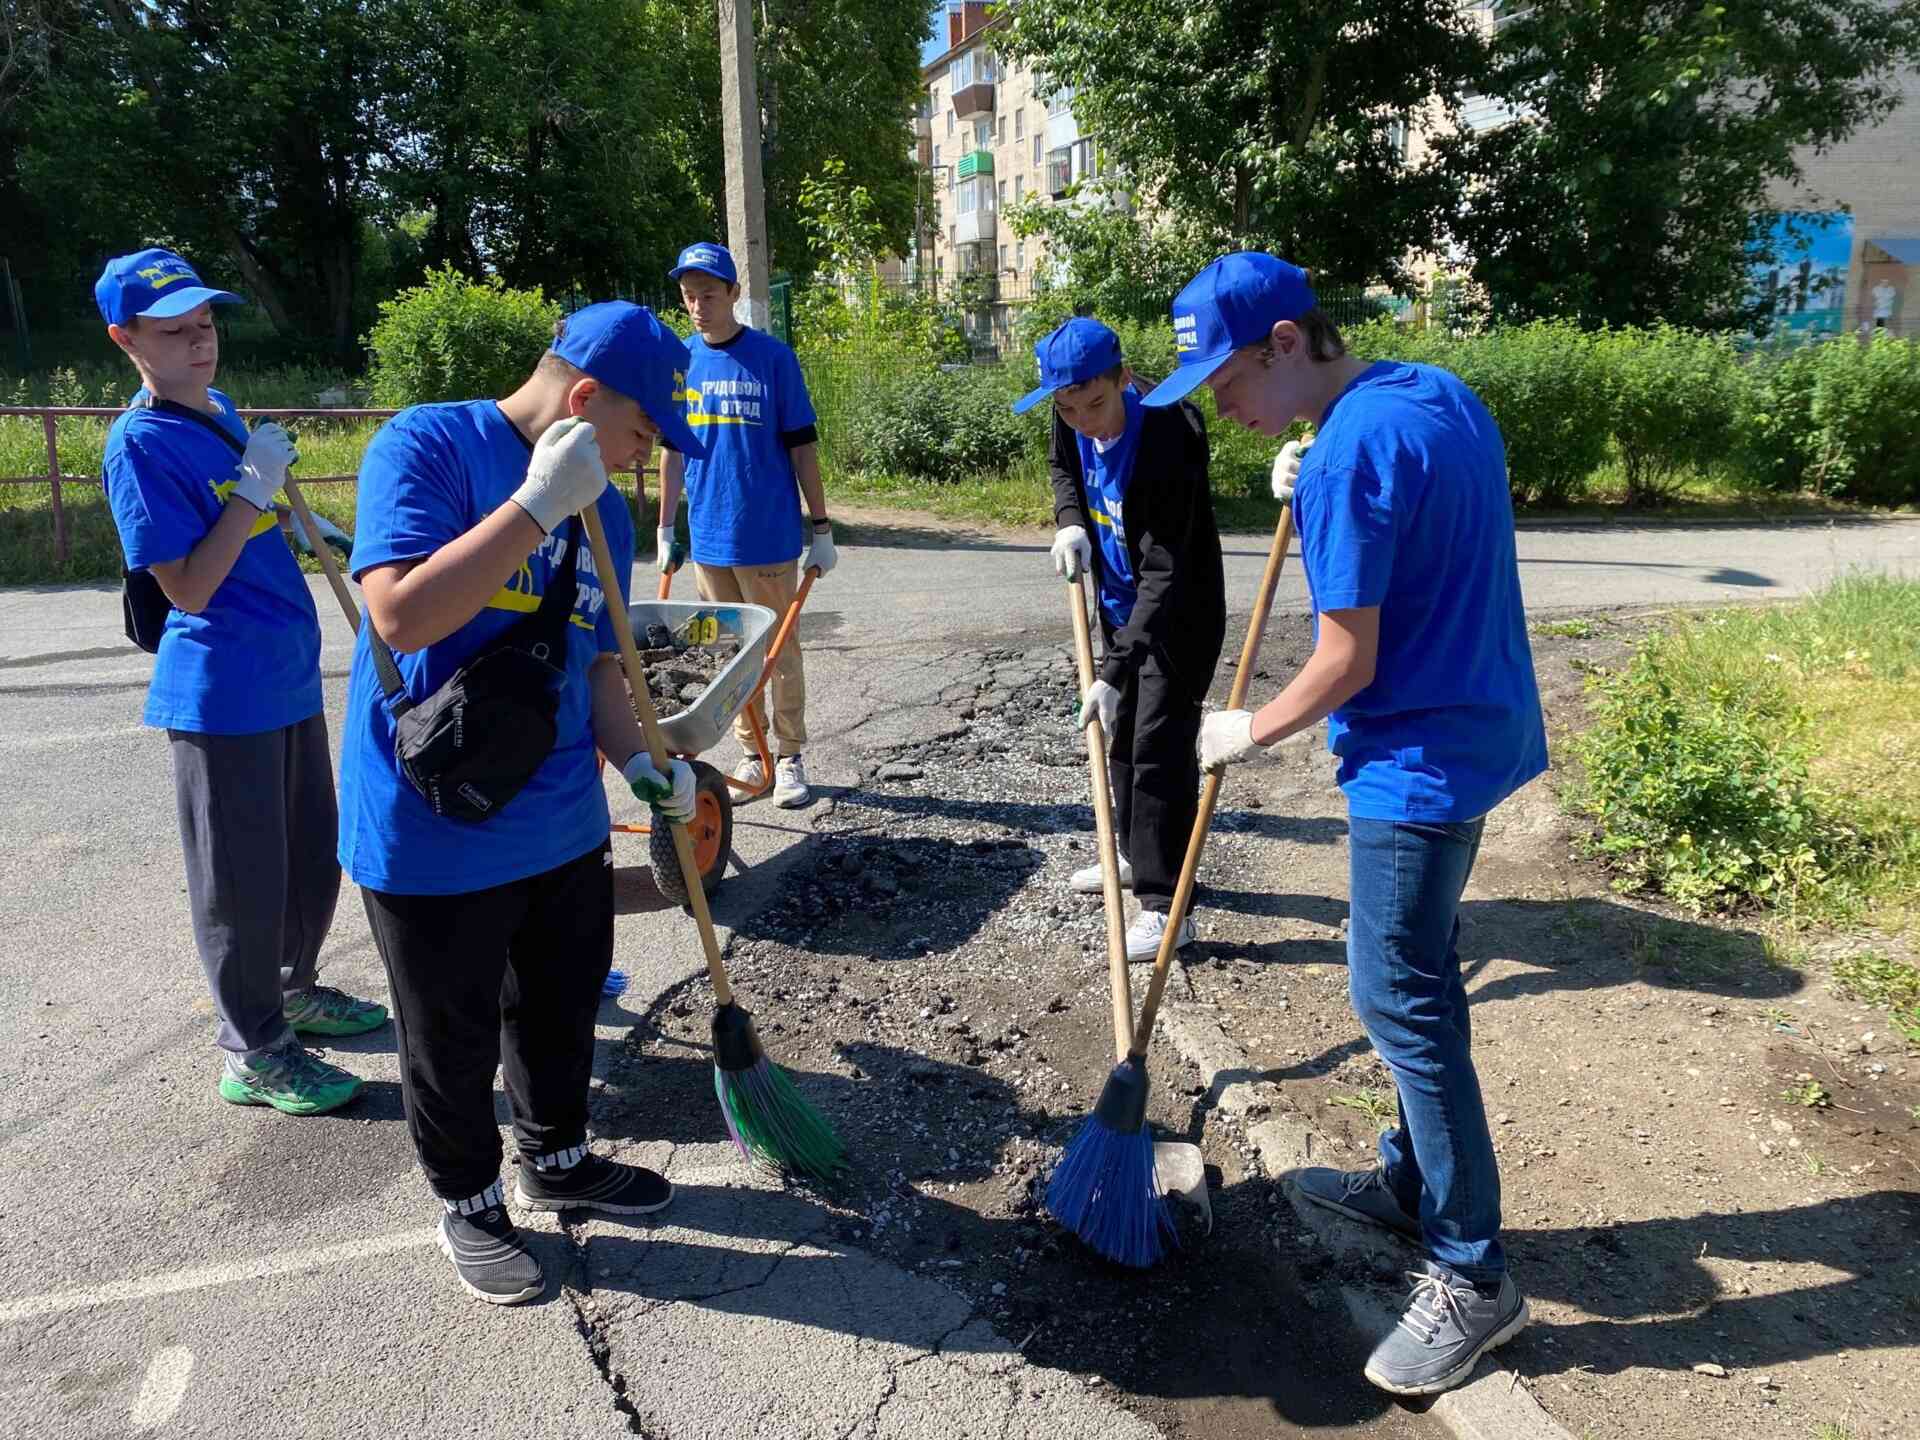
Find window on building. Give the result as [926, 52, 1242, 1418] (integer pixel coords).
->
[1047, 146, 1072, 196]
[1014, 175, 1024, 203]
[998, 179, 1007, 209]
[946, 111, 954, 136]
[1016, 240, 1026, 271]
[1033, 135, 1042, 166]
[949, 223, 957, 248]
[999, 244, 1008, 270]
[1014, 109, 1024, 140]
[956, 181, 977, 215]
[1047, 86, 1075, 118]
[948, 49, 996, 91]
[932, 144, 940, 167]
[975, 118, 992, 149]
[1072, 138, 1094, 183]
[997, 115, 1006, 144]
[1386, 116, 1409, 161]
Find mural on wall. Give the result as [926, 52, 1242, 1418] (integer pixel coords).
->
[1753, 212, 1853, 337]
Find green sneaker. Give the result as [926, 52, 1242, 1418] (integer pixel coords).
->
[218, 1043, 364, 1115]
[284, 984, 389, 1037]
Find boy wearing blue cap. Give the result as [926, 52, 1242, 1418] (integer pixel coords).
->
[1147, 252, 1546, 1395]
[1016, 316, 1225, 960]
[658, 243, 833, 808]
[340, 302, 702, 1304]
[97, 248, 388, 1121]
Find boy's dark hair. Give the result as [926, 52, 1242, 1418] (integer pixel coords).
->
[536, 337, 584, 383]
[1300, 307, 1347, 362]
[1060, 363, 1127, 396]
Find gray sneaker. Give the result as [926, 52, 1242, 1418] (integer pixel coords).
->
[1364, 1262, 1529, 1396]
[1290, 1165, 1420, 1243]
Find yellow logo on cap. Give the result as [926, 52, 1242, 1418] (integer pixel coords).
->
[137, 263, 193, 290]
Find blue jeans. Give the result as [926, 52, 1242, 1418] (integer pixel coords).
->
[1346, 816, 1504, 1283]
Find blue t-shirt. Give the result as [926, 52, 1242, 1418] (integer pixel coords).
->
[337, 401, 636, 895]
[1077, 387, 1144, 630]
[680, 327, 818, 567]
[102, 389, 323, 735]
[1294, 361, 1547, 822]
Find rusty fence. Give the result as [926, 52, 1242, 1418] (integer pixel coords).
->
[0, 405, 658, 566]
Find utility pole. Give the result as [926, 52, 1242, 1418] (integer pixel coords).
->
[718, 0, 771, 329]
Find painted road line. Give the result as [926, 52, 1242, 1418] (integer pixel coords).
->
[130, 1346, 194, 1432]
[0, 1228, 438, 1325]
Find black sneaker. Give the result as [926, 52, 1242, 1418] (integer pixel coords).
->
[436, 1208, 543, 1305]
[515, 1153, 674, 1216]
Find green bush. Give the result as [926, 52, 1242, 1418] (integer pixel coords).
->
[1597, 325, 1742, 504]
[1449, 322, 1612, 506]
[363, 266, 560, 407]
[1741, 335, 1920, 504]
[842, 367, 1031, 480]
[1570, 637, 1849, 912]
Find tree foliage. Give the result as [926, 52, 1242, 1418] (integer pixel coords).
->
[1443, 0, 1920, 329]
[993, 0, 1487, 290]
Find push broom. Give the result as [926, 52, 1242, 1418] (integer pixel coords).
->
[580, 503, 846, 1181]
[1046, 498, 1296, 1265]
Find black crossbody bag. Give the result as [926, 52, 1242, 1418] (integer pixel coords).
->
[368, 518, 582, 824]
[121, 398, 253, 652]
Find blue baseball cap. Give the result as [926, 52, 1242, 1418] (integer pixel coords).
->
[669, 242, 739, 286]
[1141, 252, 1317, 407]
[551, 302, 706, 458]
[1010, 317, 1125, 415]
[94, 248, 243, 327]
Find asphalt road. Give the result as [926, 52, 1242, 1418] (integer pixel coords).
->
[1, 512, 1914, 1439]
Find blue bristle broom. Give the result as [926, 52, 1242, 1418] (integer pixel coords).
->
[1047, 505, 1295, 1265]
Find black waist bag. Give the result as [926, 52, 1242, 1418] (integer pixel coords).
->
[123, 566, 172, 653]
[369, 518, 582, 824]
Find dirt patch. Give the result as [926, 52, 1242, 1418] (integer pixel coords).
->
[599, 639, 1428, 1440]
[595, 605, 1918, 1440]
[627, 630, 739, 719]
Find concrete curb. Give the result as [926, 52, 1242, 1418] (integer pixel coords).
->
[1158, 1003, 1578, 1440]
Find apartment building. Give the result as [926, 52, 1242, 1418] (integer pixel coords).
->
[911, 2, 1101, 294]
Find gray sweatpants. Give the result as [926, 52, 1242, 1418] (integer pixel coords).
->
[169, 714, 342, 1060]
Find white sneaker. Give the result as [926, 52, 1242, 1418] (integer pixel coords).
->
[1125, 908, 1196, 962]
[732, 756, 767, 793]
[1070, 857, 1134, 894]
[772, 755, 812, 808]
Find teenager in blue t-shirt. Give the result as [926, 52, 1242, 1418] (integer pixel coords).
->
[1016, 317, 1226, 961]
[96, 248, 388, 1121]
[341, 302, 705, 1306]
[1146, 253, 1546, 1397]
[657, 243, 835, 808]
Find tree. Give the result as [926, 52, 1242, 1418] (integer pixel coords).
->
[1444, 0, 1920, 330]
[993, 0, 1487, 291]
[18, 0, 409, 355]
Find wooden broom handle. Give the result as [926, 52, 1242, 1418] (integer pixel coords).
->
[283, 478, 359, 632]
[1068, 578, 1135, 1062]
[581, 504, 734, 1006]
[1130, 502, 1296, 1055]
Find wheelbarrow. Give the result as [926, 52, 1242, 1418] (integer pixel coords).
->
[608, 565, 818, 904]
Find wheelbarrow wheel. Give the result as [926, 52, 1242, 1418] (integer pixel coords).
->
[650, 759, 732, 906]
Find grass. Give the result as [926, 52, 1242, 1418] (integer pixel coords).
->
[1329, 1087, 1398, 1133]
[1831, 951, 1920, 1048]
[1572, 573, 1920, 933]
[1812, 1424, 1856, 1440]
[1782, 1077, 1832, 1108]
[1534, 617, 1598, 639]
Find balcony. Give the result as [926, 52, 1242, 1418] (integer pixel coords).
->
[955, 208, 997, 247]
[951, 81, 994, 122]
[955, 149, 993, 181]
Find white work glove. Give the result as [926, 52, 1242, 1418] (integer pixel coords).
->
[806, 526, 838, 577]
[1272, 433, 1312, 503]
[1051, 525, 1091, 582]
[512, 416, 608, 535]
[290, 506, 353, 563]
[232, 422, 297, 512]
[622, 751, 696, 823]
[1077, 678, 1120, 734]
[656, 526, 686, 575]
[1199, 709, 1262, 770]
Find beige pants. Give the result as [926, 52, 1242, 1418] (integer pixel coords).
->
[694, 559, 807, 756]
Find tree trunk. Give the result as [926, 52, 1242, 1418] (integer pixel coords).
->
[220, 228, 295, 336]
